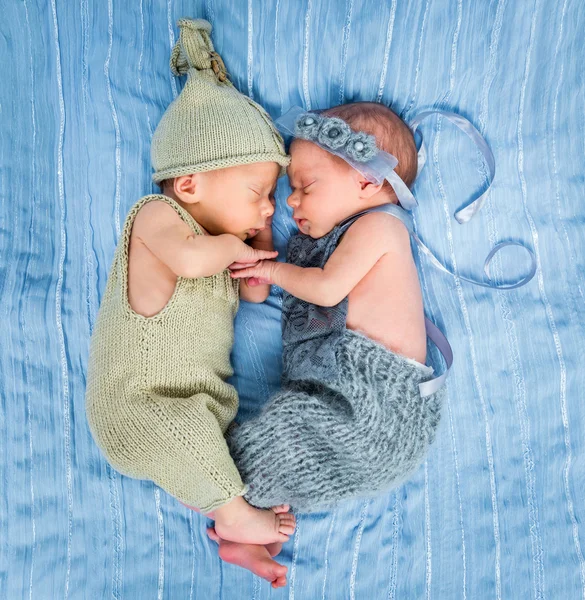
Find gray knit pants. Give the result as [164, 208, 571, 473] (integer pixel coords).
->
[227, 329, 443, 513]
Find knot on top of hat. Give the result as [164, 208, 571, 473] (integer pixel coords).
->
[170, 18, 229, 82]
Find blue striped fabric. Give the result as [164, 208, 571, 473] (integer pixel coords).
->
[1, 1, 584, 598]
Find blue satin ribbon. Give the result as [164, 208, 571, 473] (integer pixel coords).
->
[403, 110, 537, 393]
[404, 109, 537, 291]
[420, 318, 453, 397]
[410, 110, 496, 224]
[411, 231, 537, 291]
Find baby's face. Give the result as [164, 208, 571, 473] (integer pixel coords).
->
[191, 162, 279, 240]
[286, 140, 365, 239]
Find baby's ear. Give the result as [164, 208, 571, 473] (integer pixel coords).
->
[357, 177, 384, 199]
[175, 174, 198, 202]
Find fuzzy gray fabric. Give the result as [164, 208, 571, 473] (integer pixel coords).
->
[227, 204, 444, 513]
[228, 330, 443, 512]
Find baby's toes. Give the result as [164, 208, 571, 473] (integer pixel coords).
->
[206, 527, 220, 543]
[279, 513, 296, 527]
[271, 504, 290, 514]
[271, 574, 288, 588]
[277, 520, 296, 536]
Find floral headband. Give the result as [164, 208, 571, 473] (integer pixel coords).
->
[276, 106, 421, 214]
[294, 113, 379, 162]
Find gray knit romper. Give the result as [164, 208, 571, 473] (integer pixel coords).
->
[227, 204, 444, 513]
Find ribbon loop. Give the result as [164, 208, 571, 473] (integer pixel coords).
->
[409, 109, 536, 290]
[420, 318, 453, 397]
[410, 109, 496, 224]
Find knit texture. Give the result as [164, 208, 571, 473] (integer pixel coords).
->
[227, 204, 444, 512]
[85, 194, 246, 513]
[151, 18, 290, 183]
[228, 330, 443, 512]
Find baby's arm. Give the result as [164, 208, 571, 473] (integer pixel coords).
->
[238, 223, 274, 304]
[133, 201, 277, 278]
[231, 213, 409, 306]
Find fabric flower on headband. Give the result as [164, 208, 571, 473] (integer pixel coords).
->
[345, 131, 378, 162]
[294, 113, 323, 139]
[317, 117, 352, 150]
[293, 112, 379, 162]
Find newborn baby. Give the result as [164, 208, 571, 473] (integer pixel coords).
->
[229, 101, 443, 510]
[208, 102, 444, 586]
[85, 19, 295, 571]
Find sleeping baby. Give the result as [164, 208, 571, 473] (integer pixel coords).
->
[228, 101, 445, 510]
[205, 101, 446, 587]
[85, 18, 295, 574]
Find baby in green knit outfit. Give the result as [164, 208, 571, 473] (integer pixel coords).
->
[85, 19, 294, 587]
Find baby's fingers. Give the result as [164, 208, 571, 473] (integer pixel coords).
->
[252, 249, 278, 261]
[228, 261, 258, 271]
[230, 267, 257, 279]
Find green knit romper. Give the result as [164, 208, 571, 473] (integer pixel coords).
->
[85, 194, 247, 513]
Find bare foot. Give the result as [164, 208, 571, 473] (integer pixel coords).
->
[213, 496, 296, 544]
[206, 528, 288, 588]
[207, 526, 283, 558]
[270, 574, 288, 589]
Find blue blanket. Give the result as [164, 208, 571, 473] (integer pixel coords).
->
[1, 1, 584, 598]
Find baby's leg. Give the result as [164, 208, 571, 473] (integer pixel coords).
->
[206, 527, 287, 588]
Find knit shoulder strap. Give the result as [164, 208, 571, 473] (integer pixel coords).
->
[338, 202, 413, 234]
[121, 194, 205, 240]
[137, 194, 206, 236]
[115, 194, 215, 320]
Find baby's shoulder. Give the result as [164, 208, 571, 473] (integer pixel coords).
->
[133, 195, 180, 220]
[344, 210, 410, 251]
[130, 195, 188, 234]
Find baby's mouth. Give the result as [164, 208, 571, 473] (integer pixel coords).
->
[246, 225, 266, 238]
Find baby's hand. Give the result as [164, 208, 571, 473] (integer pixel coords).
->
[234, 244, 278, 266]
[228, 263, 271, 285]
[245, 277, 268, 287]
[230, 260, 277, 284]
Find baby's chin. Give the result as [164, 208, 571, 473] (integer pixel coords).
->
[295, 218, 314, 237]
[296, 220, 332, 239]
[228, 228, 255, 241]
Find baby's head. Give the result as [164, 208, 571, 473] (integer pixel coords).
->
[159, 161, 279, 241]
[287, 102, 417, 238]
[151, 19, 288, 240]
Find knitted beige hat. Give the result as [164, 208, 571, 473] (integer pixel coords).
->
[151, 19, 290, 183]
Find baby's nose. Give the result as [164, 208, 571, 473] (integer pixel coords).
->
[287, 192, 299, 208]
[261, 198, 275, 218]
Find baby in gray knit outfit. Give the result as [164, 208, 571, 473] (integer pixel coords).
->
[206, 102, 444, 586]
